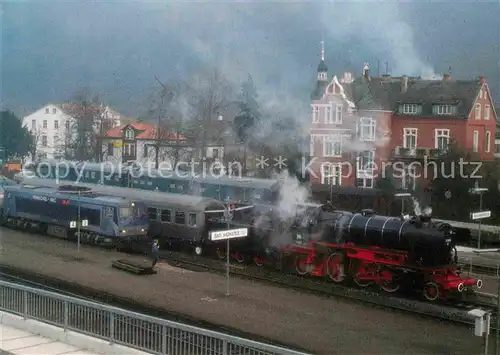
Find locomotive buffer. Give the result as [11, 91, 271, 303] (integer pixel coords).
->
[209, 205, 248, 296]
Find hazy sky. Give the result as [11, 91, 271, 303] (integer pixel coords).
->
[2, 1, 499, 117]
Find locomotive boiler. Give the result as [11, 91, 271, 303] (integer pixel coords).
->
[283, 208, 482, 301]
[328, 210, 457, 267]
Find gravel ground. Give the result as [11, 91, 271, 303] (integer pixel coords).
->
[0, 227, 490, 354]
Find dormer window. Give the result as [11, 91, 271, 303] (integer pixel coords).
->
[125, 127, 134, 140]
[436, 104, 454, 115]
[45, 108, 49, 114]
[401, 104, 418, 115]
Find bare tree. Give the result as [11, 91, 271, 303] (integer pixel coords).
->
[62, 89, 110, 161]
[184, 68, 233, 162]
[143, 79, 190, 169]
[28, 129, 42, 162]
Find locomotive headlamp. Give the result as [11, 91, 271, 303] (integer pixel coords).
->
[131, 203, 135, 206]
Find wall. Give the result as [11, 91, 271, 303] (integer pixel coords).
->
[466, 84, 497, 161]
[22, 104, 72, 160]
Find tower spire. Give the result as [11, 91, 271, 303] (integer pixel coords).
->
[321, 40, 325, 61]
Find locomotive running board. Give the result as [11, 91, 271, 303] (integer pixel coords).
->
[111, 258, 157, 275]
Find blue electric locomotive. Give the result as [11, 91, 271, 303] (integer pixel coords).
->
[2, 183, 149, 247]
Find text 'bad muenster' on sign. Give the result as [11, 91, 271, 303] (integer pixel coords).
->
[209, 228, 248, 241]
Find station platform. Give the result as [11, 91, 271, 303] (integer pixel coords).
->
[457, 246, 500, 271]
[1, 323, 99, 355]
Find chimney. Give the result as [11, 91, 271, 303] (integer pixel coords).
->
[443, 73, 451, 81]
[401, 75, 409, 93]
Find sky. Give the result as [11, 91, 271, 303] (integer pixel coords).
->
[2, 1, 499, 118]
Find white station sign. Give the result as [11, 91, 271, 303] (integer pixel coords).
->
[470, 211, 491, 220]
[210, 228, 248, 241]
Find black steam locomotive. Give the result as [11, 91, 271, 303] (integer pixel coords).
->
[279, 207, 480, 301]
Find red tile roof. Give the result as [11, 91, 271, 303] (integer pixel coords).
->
[104, 122, 185, 141]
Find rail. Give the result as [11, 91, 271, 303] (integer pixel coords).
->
[0, 280, 311, 355]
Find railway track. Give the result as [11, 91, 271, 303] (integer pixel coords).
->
[0, 226, 495, 332]
[154, 249, 494, 326]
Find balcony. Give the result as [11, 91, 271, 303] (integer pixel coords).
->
[392, 146, 442, 160]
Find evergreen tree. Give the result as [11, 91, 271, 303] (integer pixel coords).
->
[428, 140, 478, 221]
[0, 110, 32, 161]
[234, 74, 261, 173]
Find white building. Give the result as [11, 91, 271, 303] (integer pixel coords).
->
[22, 103, 125, 160]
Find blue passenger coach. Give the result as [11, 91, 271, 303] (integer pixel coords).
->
[2, 184, 149, 247]
[32, 160, 282, 204]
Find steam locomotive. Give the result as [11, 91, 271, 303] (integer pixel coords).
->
[270, 207, 482, 301]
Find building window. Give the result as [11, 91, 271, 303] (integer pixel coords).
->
[312, 105, 319, 123]
[125, 128, 134, 140]
[143, 145, 149, 158]
[175, 211, 186, 225]
[54, 120, 59, 129]
[124, 143, 135, 156]
[43, 120, 47, 129]
[321, 163, 341, 185]
[357, 150, 375, 173]
[484, 105, 490, 120]
[52, 108, 56, 114]
[437, 105, 453, 115]
[402, 104, 418, 115]
[65, 121, 70, 130]
[473, 131, 479, 152]
[358, 117, 376, 141]
[402, 166, 417, 191]
[485, 131, 491, 152]
[31, 120, 36, 130]
[107, 143, 114, 156]
[403, 128, 417, 149]
[323, 135, 342, 157]
[325, 106, 332, 123]
[355, 178, 373, 188]
[212, 148, 220, 159]
[42, 136, 47, 147]
[475, 104, 481, 120]
[45, 108, 49, 114]
[434, 129, 450, 152]
[335, 104, 343, 123]
[309, 135, 316, 156]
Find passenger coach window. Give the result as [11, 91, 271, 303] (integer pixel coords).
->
[147, 207, 157, 220]
[161, 209, 171, 222]
[188, 213, 197, 227]
[175, 211, 186, 225]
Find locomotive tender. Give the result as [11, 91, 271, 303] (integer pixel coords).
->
[1, 184, 149, 247]
[284, 207, 482, 301]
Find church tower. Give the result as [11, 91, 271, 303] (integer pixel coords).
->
[317, 41, 328, 81]
[311, 41, 329, 100]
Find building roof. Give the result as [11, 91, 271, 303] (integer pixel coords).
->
[343, 76, 402, 111]
[393, 78, 482, 118]
[104, 122, 186, 141]
[342, 75, 483, 118]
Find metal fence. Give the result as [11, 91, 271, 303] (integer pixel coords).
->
[0, 280, 311, 355]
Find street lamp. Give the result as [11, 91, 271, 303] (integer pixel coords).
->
[394, 192, 411, 217]
[470, 183, 489, 249]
